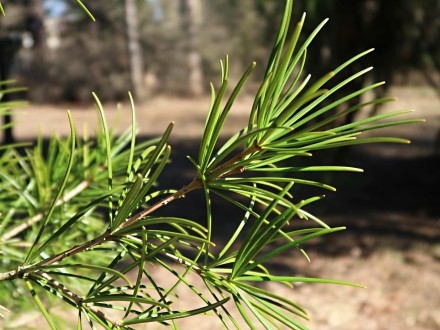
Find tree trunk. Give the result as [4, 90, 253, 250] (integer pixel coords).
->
[180, 0, 204, 97]
[125, 0, 147, 102]
[0, 37, 20, 144]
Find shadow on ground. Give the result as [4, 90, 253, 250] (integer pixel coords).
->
[146, 134, 440, 255]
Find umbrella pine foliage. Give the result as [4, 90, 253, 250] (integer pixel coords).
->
[0, 1, 422, 329]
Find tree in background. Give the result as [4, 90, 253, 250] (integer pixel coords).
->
[0, 0, 45, 142]
[3, 0, 439, 103]
[295, 0, 440, 98]
[179, 0, 204, 96]
[125, 0, 146, 102]
[44, 0, 132, 102]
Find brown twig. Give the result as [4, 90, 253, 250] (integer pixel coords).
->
[209, 140, 261, 178]
[17, 178, 202, 270]
[35, 230, 112, 267]
[1, 143, 257, 280]
[0, 269, 19, 281]
[0, 142, 263, 328]
[31, 270, 121, 328]
[32, 270, 83, 305]
[118, 177, 203, 230]
[0, 180, 202, 282]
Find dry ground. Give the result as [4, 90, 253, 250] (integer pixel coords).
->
[1, 85, 440, 329]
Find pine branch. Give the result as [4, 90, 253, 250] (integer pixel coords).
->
[31, 270, 121, 327]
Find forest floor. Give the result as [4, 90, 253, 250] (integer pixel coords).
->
[2, 85, 440, 329]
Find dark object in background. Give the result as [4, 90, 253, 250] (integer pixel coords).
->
[0, 4, 44, 143]
[0, 35, 23, 144]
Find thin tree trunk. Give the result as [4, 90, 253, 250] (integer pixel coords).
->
[29, 0, 46, 48]
[0, 39, 15, 144]
[0, 31, 22, 143]
[180, 0, 204, 96]
[125, 0, 147, 102]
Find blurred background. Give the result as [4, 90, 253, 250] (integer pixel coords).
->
[1, 0, 439, 102]
[1, 0, 439, 329]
